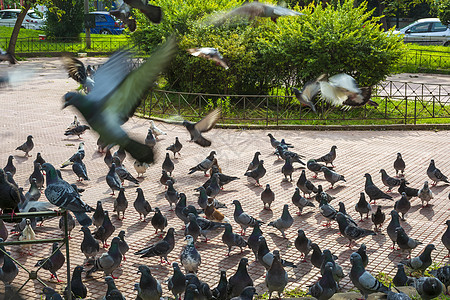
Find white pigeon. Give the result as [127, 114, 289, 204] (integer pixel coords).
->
[19, 219, 36, 255]
[149, 120, 167, 138]
[319, 73, 362, 107]
[417, 181, 433, 207]
[67, 115, 81, 130]
[134, 160, 149, 178]
[187, 48, 229, 70]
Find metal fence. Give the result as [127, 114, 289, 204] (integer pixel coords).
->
[136, 81, 450, 126]
[400, 48, 450, 70]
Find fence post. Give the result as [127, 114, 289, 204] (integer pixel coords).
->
[404, 97, 408, 125]
[414, 96, 417, 125]
[64, 210, 72, 300]
[266, 96, 269, 127]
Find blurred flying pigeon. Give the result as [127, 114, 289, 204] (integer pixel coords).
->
[292, 83, 318, 113]
[427, 159, 449, 186]
[15, 135, 34, 157]
[123, 0, 162, 24]
[187, 48, 229, 69]
[62, 56, 95, 93]
[394, 153, 406, 177]
[149, 120, 166, 138]
[183, 109, 221, 147]
[109, 0, 137, 32]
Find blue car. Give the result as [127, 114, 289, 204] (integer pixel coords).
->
[88, 12, 124, 35]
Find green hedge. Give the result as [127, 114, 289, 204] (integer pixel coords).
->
[133, 0, 405, 95]
[44, 0, 84, 39]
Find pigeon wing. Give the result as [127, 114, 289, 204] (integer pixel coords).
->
[61, 56, 87, 84]
[194, 108, 221, 133]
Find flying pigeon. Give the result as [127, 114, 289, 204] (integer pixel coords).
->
[149, 120, 167, 138]
[292, 83, 318, 113]
[109, 0, 137, 32]
[187, 48, 229, 69]
[183, 108, 221, 147]
[123, 0, 162, 24]
[62, 56, 95, 93]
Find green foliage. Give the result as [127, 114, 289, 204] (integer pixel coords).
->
[44, 0, 84, 39]
[435, 0, 450, 26]
[375, 271, 393, 287]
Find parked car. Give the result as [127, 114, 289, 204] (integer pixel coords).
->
[0, 9, 45, 30]
[392, 18, 450, 46]
[87, 12, 124, 35]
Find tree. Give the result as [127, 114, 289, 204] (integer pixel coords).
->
[431, 0, 450, 25]
[7, 0, 33, 55]
[44, 0, 84, 39]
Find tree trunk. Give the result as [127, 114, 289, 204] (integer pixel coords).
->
[7, 2, 32, 55]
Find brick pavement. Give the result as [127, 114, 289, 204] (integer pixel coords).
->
[0, 59, 449, 299]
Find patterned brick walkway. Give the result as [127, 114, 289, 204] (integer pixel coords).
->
[0, 58, 449, 299]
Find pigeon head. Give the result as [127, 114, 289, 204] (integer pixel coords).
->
[424, 244, 436, 252]
[80, 226, 91, 233]
[105, 276, 115, 284]
[311, 243, 320, 253]
[136, 187, 143, 194]
[364, 173, 371, 179]
[273, 250, 281, 260]
[430, 159, 435, 166]
[446, 220, 450, 226]
[259, 160, 264, 165]
[380, 169, 386, 174]
[267, 133, 273, 138]
[255, 151, 261, 156]
[297, 229, 305, 236]
[118, 230, 126, 239]
[172, 262, 180, 269]
[27, 135, 33, 140]
[241, 286, 257, 298]
[397, 152, 402, 158]
[184, 235, 194, 244]
[167, 227, 175, 235]
[350, 252, 363, 265]
[63, 92, 84, 109]
[74, 265, 85, 274]
[258, 235, 266, 243]
[423, 181, 429, 188]
[338, 202, 345, 212]
[137, 265, 151, 275]
[232, 200, 241, 207]
[324, 261, 334, 272]
[188, 213, 196, 221]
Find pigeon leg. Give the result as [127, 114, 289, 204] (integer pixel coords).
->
[445, 251, 450, 258]
[296, 211, 302, 216]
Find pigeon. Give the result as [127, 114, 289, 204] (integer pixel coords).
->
[355, 192, 372, 221]
[387, 210, 402, 250]
[227, 257, 253, 298]
[442, 220, 450, 258]
[400, 244, 436, 275]
[24, 177, 40, 202]
[371, 206, 386, 232]
[429, 266, 450, 295]
[113, 188, 128, 220]
[87, 237, 122, 279]
[180, 235, 201, 273]
[134, 188, 152, 221]
[183, 108, 221, 147]
[336, 212, 376, 247]
[15, 135, 34, 157]
[65, 265, 87, 299]
[394, 153, 406, 177]
[3, 156, 16, 177]
[63, 38, 177, 164]
[104, 148, 114, 168]
[42, 286, 63, 300]
[380, 168, 403, 192]
[135, 227, 175, 264]
[19, 219, 35, 255]
[267, 204, 293, 239]
[134, 265, 163, 300]
[104, 276, 125, 300]
[232, 200, 264, 235]
[167, 262, 186, 299]
[106, 163, 123, 196]
[188, 151, 216, 176]
[185, 274, 213, 300]
[201, 168, 239, 190]
[247, 223, 263, 259]
[205, 198, 229, 223]
[0, 251, 18, 284]
[230, 286, 257, 300]
[321, 166, 345, 189]
[80, 226, 100, 261]
[187, 48, 229, 69]
[427, 159, 449, 186]
[112, 157, 139, 185]
[281, 156, 294, 181]
[33, 152, 46, 166]
[175, 193, 190, 225]
[320, 249, 345, 284]
[308, 261, 338, 300]
[307, 159, 330, 179]
[29, 162, 44, 189]
[212, 270, 228, 300]
[247, 151, 261, 172]
[182, 206, 226, 240]
[165, 180, 179, 210]
[349, 252, 390, 299]
[62, 56, 95, 92]
[244, 159, 266, 186]
[134, 160, 149, 179]
[94, 211, 116, 248]
[295, 229, 312, 262]
[0, 168, 20, 215]
[162, 153, 175, 176]
[260, 184, 275, 210]
[364, 173, 393, 203]
[185, 213, 202, 243]
[417, 181, 433, 208]
[71, 153, 89, 181]
[393, 263, 413, 287]
[394, 192, 411, 221]
[67, 115, 81, 131]
[354, 243, 369, 268]
[222, 223, 248, 256]
[185, 283, 200, 300]
[149, 120, 167, 138]
[64, 125, 90, 138]
[167, 137, 183, 158]
[0, 49, 16, 64]
[61, 142, 85, 168]
[410, 277, 445, 300]
[109, 0, 137, 32]
[35, 242, 65, 282]
[398, 179, 419, 200]
[151, 207, 168, 236]
[297, 169, 318, 197]
[338, 202, 357, 226]
[292, 84, 318, 113]
[315, 185, 335, 204]
[291, 187, 315, 215]
[316, 145, 337, 167]
[275, 146, 305, 165]
[267, 134, 292, 150]
[58, 211, 76, 238]
[257, 236, 296, 270]
[265, 250, 288, 299]
[205, 173, 220, 198]
[41, 163, 93, 226]
[114, 147, 126, 163]
[144, 128, 157, 148]
[0, 220, 7, 241]
[319, 194, 337, 227]
[93, 201, 105, 228]
[395, 227, 423, 258]
[123, 0, 162, 23]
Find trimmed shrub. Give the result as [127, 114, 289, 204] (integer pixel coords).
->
[44, 0, 84, 39]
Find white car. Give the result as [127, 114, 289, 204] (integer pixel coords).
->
[0, 9, 45, 30]
[392, 18, 450, 46]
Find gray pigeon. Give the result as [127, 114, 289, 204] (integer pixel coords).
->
[117, 230, 129, 261]
[306, 159, 329, 179]
[335, 212, 376, 248]
[196, 186, 208, 210]
[319, 194, 337, 227]
[0, 251, 18, 284]
[187, 47, 229, 69]
[145, 129, 156, 148]
[260, 184, 275, 210]
[64, 125, 90, 138]
[165, 180, 179, 210]
[4, 156, 16, 177]
[123, 0, 162, 23]
[212, 270, 228, 300]
[134, 188, 152, 221]
[175, 193, 189, 225]
[167, 262, 186, 299]
[308, 261, 338, 300]
[297, 169, 318, 197]
[275, 146, 305, 165]
[281, 156, 294, 181]
[311, 243, 324, 269]
[291, 187, 315, 215]
[320, 249, 345, 284]
[93, 200, 105, 228]
[394, 192, 411, 220]
[106, 163, 123, 196]
[230, 286, 257, 300]
[0, 168, 20, 215]
[417, 181, 433, 208]
[316, 145, 337, 167]
[34, 152, 46, 166]
[166, 137, 183, 158]
[395, 227, 423, 258]
[162, 153, 175, 176]
[41, 163, 93, 226]
[113, 188, 128, 220]
[321, 166, 345, 189]
[232, 200, 264, 235]
[427, 159, 449, 186]
[429, 266, 450, 295]
[410, 277, 445, 300]
[185, 213, 202, 243]
[267, 204, 293, 239]
[135, 228, 175, 265]
[94, 211, 116, 248]
[338, 202, 357, 226]
[29, 162, 44, 190]
[394, 153, 406, 176]
[104, 276, 125, 300]
[66, 265, 87, 299]
[292, 84, 318, 113]
[247, 151, 261, 172]
[349, 252, 390, 299]
[295, 229, 312, 262]
[42, 286, 63, 300]
[71, 153, 89, 181]
[188, 151, 216, 176]
[35, 242, 65, 282]
[58, 211, 76, 238]
[206, 173, 221, 198]
[104, 148, 113, 168]
[247, 223, 263, 259]
[315, 185, 335, 204]
[400, 244, 436, 275]
[380, 169, 402, 192]
[183, 109, 221, 147]
[61, 141, 85, 168]
[442, 220, 450, 258]
[180, 235, 201, 273]
[80, 226, 100, 261]
[355, 192, 372, 221]
[267, 133, 292, 150]
[63, 38, 176, 163]
[134, 265, 163, 300]
[398, 179, 419, 200]
[257, 236, 296, 270]
[25, 178, 40, 202]
[387, 210, 402, 250]
[151, 207, 167, 236]
[112, 156, 139, 185]
[364, 173, 393, 204]
[244, 159, 266, 186]
[265, 250, 288, 299]
[222, 223, 248, 256]
[160, 170, 175, 187]
[87, 237, 122, 278]
[393, 263, 413, 287]
[61, 56, 95, 93]
[227, 258, 253, 298]
[371, 206, 385, 232]
[356, 244, 369, 268]
[15, 135, 34, 157]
